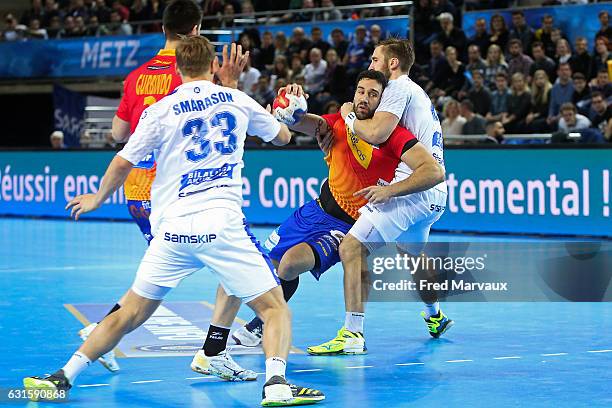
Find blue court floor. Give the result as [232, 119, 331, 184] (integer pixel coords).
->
[0, 218, 611, 407]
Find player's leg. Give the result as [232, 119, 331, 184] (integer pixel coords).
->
[191, 285, 258, 381]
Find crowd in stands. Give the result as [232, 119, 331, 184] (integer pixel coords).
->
[2, 0, 611, 144]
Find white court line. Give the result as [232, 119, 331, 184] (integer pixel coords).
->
[446, 360, 473, 363]
[541, 353, 568, 356]
[345, 365, 373, 369]
[293, 369, 323, 373]
[131, 380, 163, 384]
[185, 376, 214, 380]
[587, 349, 612, 353]
[395, 362, 425, 366]
[0, 265, 128, 273]
[78, 384, 109, 388]
[493, 356, 521, 360]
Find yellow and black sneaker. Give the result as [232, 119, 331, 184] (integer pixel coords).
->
[422, 310, 454, 338]
[307, 327, 366, 355]
[23, 369, 71, 401]
[261, 375, 325, 406]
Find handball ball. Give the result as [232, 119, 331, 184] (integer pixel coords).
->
[272, 90, 307, 126]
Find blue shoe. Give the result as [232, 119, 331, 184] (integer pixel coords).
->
[421, 310, 454, 338]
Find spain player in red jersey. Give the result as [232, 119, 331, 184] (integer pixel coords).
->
[230, 70, 441, 351]
[77, 0, 203, 373]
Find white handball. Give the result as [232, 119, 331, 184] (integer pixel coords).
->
[272, 89, 308, 126]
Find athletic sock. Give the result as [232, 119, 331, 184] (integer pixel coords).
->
[345, 312, 365, 333]
[202, 324, 230, 356]
[246, 316, 263, 332]
[97, 303, 121, 323]
[61, 352, 91, 385]
[423, 302, 440, 318]
[265, 357, 287, 382]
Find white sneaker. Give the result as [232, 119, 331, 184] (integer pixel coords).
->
[78, 323, 120, 372]
[190, 349, 257, 382]
[231, 325, 262, 347]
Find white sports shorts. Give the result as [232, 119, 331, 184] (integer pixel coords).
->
[350, 188, 447, 255]
[132, 207, 280, 302]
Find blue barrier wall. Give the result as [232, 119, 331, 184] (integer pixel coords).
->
[0, 149, 609, 237]
[463, 3, 612, 50]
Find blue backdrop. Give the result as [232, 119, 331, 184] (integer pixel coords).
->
[0, 149, 609, 237]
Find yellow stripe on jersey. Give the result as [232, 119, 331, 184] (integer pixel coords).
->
[346, 126, 373, 169]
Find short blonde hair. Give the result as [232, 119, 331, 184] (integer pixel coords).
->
[176, 36, 215, 78]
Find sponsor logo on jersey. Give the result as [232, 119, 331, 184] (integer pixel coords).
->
[346, 127, 373, 169]
[164, 233, 217, 243]
[147, 65, 171, 70]
[179, 163, 238, 191]
[136, 73, 173, 95]
[432, 131, 443, 149]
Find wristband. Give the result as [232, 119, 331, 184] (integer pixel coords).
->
[345, 111, 357, 133]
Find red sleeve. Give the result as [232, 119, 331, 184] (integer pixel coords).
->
[115, 77, 132, 122]
[385, 126, 417, 159]
[321, 113, 342, 130]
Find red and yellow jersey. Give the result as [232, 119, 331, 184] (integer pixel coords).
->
[116, 49, 182, 201]
[322, 113, 417, 221]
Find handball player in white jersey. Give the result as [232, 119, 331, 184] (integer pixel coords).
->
[309, 38, 453, 354]
[24, 36, 324, 407]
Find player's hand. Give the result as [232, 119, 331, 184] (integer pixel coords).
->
[280, 83, 309, 99]
[340, 102, 354, 120]
[214, 43, 249, 89]
[354, 185, 394, 205]
[65, 194, 100, 220]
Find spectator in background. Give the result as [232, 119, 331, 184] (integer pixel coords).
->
[466, 44, 487, 76]
[526, 69, 552, 132]
[548, 62, 574, 127]
[239, 33, 261, 71]
[289, 54, 305, 82]
[323, 48, 349, 102]
[507, 39, 533, 78]
[274, 31, 289, 60]
[444, 46, 466, 98]
[503, 72, 531, 133]
[591, 69, 612, 98]
[530, 41, 556, 82]
[436, 12, 467, 58]
[253, 75, 276, 107]
[344, 25, 372, 81]
[509, 10, 534, 53]
[460, 99, 487, 135]
[317, 0, 342, 21]
[591, 37, 612, 80]
[220, 3, 236, 27]
[130, 0, 152, 33]
[489, 14, 509, 53]
[535, 14, 555, 58]
[413, 0, 435, 65]
[595, 10, 612, 45]
[73, 15, 87, 37]
[50, 130, 65, 149]
[288, 27, 312, 62]
[330, 28, 349, 60]
[309, 27, 330, 56]
[369, 24, 384, 46]
[42, 0, 62, 27]
[441, 99, 466, 136]
[105, 10, 132, 35]
[259, 31, 276, 71]
[270, 55, 291, 89]
[304, 48, 327, 95]
[426, 40, 451, 92]
[467, 18, 490, 55]
[486, 72, 510, 122]
[86, 15, 107, 36]
[92, 0, 112, 23]
[484, 120, 505, 144]
[26, 18, 47, 39]
[589, 91, 612, 138]
[59, 15, 77, 37]
[2, 13, 23, 41]
[555, 38, 572, 65]
[46, 15, 62, 38]
[20, 0, 45, 27]
[569, 37, 593, 79]
[239, 56, 261, 97]
[558, 102, 591, 132]
[68, 0, 90, 20]
[484, 44, 508, 90]
[467, 69, 492, 117]
[572, 72, 591, 115]
[111, 0, 129, 21]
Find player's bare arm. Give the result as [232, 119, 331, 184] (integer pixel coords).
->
[354, 143, 445, 204]
[340, 102, 399, 145]
[111, 115, 131, 143]
[66, 156, 133, 220]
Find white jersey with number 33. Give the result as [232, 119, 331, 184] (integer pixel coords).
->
[375, 74, 447, 193]
[118, 80, 281, 235]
